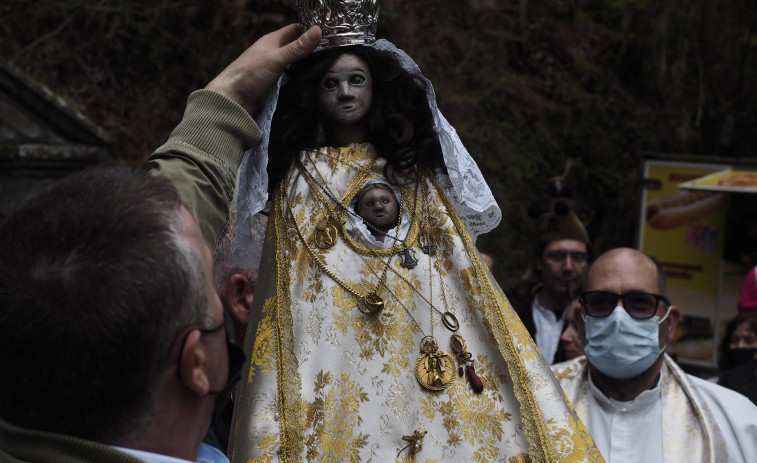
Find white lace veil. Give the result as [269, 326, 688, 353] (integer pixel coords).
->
[234, 39, 501, 269]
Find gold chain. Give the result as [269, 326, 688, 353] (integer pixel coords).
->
[302, 149, 421, 253]
[287, 186, 395, 315]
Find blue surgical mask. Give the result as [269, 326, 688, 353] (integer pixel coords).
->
[584, 305, 670, 379]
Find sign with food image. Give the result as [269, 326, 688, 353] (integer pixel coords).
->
[638, 160, 729, 366]
[679, 169, 757, 194]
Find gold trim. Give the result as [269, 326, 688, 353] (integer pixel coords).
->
[429, 174, 555, 462]
[273, 181, 304, 462]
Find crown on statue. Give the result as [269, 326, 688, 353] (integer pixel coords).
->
[295, 0, 380, 47]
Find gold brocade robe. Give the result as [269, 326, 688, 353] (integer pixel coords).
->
[229, 143, 603, 463]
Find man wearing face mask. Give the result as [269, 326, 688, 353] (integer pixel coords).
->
[551, 247, 757, 463]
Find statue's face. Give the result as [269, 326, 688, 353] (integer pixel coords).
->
[318, 53, 373, 129]
[357, 185, 398, 231]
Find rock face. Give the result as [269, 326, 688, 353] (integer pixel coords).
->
[0, 58, 110, 222]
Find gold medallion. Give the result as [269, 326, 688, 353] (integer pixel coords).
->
[314, 216, 339, 249]
[414, 336, 455, 391]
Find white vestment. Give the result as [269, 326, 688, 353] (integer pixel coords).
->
[552, 354, 757, 463]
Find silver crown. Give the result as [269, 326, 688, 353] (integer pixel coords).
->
[295, 0, 380, 47]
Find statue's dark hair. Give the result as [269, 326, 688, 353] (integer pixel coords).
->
[267, 45, 445, 193]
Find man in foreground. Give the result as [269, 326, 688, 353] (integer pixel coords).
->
[552, 247, 757, 462]
[0, 24, 319, 463]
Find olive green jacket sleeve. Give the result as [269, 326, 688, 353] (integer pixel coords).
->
[148, 89, 262, 250]
[0, 417, 144, 463]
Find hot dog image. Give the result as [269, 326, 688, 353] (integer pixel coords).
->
[645, 191, 727, 230]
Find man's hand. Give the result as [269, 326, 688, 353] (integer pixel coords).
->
[206, 24, 321, 118]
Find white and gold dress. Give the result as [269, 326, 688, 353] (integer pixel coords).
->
[229, 142, 603, 462]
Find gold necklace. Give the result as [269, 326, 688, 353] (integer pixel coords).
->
[290, 185, 456, 390]
[416, 180, 484, 393]
[413, 242, 454, 391]
[288, 199, 390, 314]
[289, 156, 482, 393]
[295, 152, 372, 251]
[300, 152, 420, 269]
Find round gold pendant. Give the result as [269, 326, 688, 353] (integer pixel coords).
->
[314, 217, 339, 249]
[414, 337, 455, 391]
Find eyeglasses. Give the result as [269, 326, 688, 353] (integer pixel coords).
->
[544, 251, 587, 265]
[579, 291, 670, 320]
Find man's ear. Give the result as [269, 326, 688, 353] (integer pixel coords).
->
[178, 330, 211, 396]
[663, 305, 681, 344]
[572, 302, 584, 328]
[224, 273, 253, 326]
[574, 301, 589, 346]
[222, 273, 254, 345]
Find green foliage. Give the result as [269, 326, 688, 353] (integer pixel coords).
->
[3, 0, 756, 284]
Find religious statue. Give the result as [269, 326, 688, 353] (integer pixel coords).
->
[229, 1, 603, 461]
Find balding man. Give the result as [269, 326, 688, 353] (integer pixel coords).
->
[552, 248, 757, 462]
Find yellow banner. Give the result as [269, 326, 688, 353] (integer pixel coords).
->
[639, 161, 729, 364]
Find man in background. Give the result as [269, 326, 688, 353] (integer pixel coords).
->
[552, 247, 757, 462]
[200, 207, 267, 460]
[513, 199, 591, 364]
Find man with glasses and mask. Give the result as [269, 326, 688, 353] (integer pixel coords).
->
[552, 247, 757, 462]
[513, 198, 591, 364]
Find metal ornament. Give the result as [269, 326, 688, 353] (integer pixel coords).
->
[441, 312, 460, 332]
[450, 334, 484, 393]
[414, 336, 455, 391]
[314, 216, 340, 249]
[360, 292, 385, 314]
[418, 231, 436, 256]
[397, 430, 428, 458]
[295, 0, 380, 47]
[399, 246, 418, 269]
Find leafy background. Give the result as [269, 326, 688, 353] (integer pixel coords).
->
[2, 0, 756, 288]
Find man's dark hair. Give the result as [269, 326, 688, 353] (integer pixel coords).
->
[0, 166, 210, 443]
[267, 45, 445, 192]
